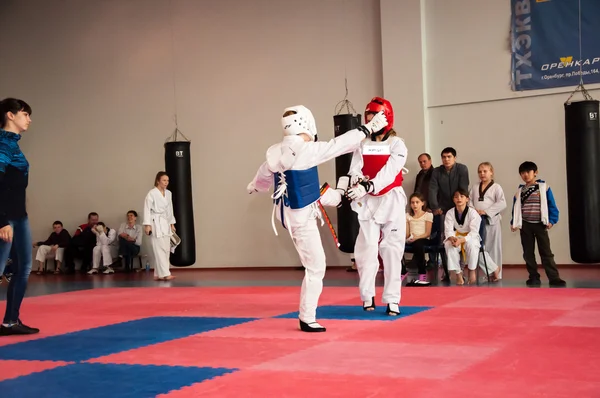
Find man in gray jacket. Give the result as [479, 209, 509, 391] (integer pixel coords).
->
[429, 147, 470, 216]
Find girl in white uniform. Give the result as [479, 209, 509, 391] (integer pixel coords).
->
[346, 97, 407, 316]
[469, 162, 506, 279]
[444, 189, 499, 285]
[143, 172, 176, 281]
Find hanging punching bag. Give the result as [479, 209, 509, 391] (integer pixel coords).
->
[564, 99, 600, 263]
[333, 114, 361, 254]
[164, 141, 196, 266]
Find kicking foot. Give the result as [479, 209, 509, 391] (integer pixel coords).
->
[363, 297, 376, 311]
[386, 303, 400, 316]
[299, 319, 326, 332]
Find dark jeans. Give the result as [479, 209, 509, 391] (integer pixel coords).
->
[0, 217, 33, 324]
[119, 237, 140, 270]
[411, 239, 428, 274]
[520, 221, 560, 281]
[402, 238, 428, 275]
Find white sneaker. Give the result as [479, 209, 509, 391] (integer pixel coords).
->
[103, 267, 115, 274]
[87, 269, 98, 275]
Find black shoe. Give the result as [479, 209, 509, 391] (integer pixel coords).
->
[526, 277, 542, 286]
[16, 319, 40, 333]
[549, 278, 566, 287]
[0, 322, 39, 336]
[299, 319, 326, 332]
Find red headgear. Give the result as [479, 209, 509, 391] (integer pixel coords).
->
[364, 97, 394, 136]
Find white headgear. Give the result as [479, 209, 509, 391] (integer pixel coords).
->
[281, 105, 318, 141]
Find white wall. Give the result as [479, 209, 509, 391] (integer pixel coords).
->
[380, 0, 427, 191]
[423, 0, 600, 264]
[2, 0, 596, 267]
[0, 0, 382, 268]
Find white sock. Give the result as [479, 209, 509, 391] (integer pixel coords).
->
[2, 323, 13, 327]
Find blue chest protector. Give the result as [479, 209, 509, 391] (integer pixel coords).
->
[273, 166, 320, 209]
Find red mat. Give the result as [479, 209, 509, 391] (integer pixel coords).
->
[1, 286, 599, 397]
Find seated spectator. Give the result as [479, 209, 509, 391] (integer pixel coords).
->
[118, 210, 143, 272]
[64, 212, 99, 273]
[402, 193, 433, 286]
[88, 222, 118, 275]
[33, 221, 71, 275]
[444, 189, 499, 285]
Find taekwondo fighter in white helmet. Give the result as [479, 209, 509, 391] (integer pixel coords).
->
[247, 105, 388, 332]
[346, 97, 407, 316]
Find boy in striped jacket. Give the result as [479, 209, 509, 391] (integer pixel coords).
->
[510, 161, 566, 287]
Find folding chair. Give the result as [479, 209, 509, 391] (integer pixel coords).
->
[477, 215, 491, 284]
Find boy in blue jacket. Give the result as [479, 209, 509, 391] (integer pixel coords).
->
[510, 161, 566, 287]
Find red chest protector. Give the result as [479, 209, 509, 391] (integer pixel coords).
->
[361, 142, 403, 196]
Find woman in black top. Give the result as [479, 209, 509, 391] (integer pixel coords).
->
[0, 97, 39, 336]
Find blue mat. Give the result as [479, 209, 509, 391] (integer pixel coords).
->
[0, 362, 236, 398]
[275, 305, 433, 321]
[0, 316, 255, 361]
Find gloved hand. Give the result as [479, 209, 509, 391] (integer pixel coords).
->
[247, 181, 258, 194]
[350, 174, 364, 186]
[363, 110, 388, 134]
[347, 180, 374, 201]
[336, 176, 350, 194]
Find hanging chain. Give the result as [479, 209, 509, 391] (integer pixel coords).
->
[334, 77, 358, 115]
[164, 0, 191, 142]
[565, 0, 595, 104]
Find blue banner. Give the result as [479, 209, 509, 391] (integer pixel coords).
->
[511, 0, 600, 91]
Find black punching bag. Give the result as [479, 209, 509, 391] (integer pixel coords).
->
[333, 114, 361, 253]
[564, 99, 600, 263]
[164, 141, 196, 266]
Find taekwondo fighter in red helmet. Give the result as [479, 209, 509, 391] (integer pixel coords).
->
[346, 97, 408, 316]
[247, 105, 388, 332]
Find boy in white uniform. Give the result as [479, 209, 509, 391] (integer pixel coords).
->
[247, 105, 387, 332]
[444, 189, 499, 284]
